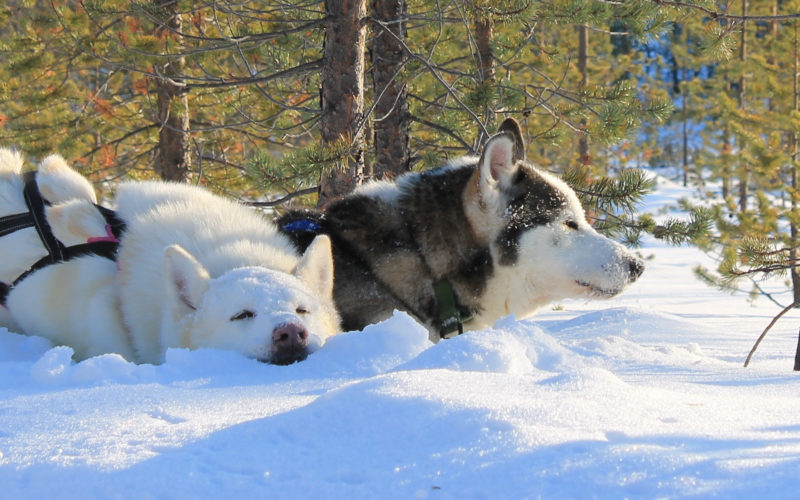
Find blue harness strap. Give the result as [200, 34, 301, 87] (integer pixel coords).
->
[282, 218, 323, 233]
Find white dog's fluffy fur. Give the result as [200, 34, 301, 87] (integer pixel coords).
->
[1, 154, 340, 364]
[0, 150, 98, 331]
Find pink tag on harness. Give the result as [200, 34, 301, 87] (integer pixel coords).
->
[87, 224, 120, 244]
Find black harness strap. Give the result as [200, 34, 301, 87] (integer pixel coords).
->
[23, 171, 65, 263]
[11, 241, 120, 286]
[0, 212, 35, 237]
[95, 205, 126, 240]
[0, 241, 120, 307]
[0, 172, 124, 307]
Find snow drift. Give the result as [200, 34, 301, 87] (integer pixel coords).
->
[1, 173, 799, 499]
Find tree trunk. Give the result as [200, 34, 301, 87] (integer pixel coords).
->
[722, 130, 733, 200]
[319, 0, 367, 206]
[738, 0, 749, 212]
[153, 0, 190, 182]
[790, 22, 800, 310]
[474, 17, 494, 143]
[682, 91, 689, 187]
[794, 328, 800, 371]
[577, 24, 590, 167]
[681, 43, 689, 187]
[370, 0, 410, 180]
[790, 23, 800, 371]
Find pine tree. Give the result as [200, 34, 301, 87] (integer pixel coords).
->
[0, 1, 328, 191]
[687, 0, 800, 367]
[0, 0, 784, 257]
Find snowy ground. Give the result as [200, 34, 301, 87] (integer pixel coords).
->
[1, 173, 799, 499]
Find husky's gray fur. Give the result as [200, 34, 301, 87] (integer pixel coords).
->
[279, 119, 643, 340]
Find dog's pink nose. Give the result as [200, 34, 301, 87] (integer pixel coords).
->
[270, 323, 309, 365]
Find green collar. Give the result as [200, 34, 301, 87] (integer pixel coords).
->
[434, 279, 474, 339]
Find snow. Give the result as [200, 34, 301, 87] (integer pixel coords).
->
[2, 172, 800, 499]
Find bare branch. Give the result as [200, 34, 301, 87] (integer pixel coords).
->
[369, 16, 489, 140]
[81, 124, 158, 159]
[411, 116, 474, 152]
[244, 186, 320, 207]
[744, 302, 799, 367]
[185, 60, 323, 90]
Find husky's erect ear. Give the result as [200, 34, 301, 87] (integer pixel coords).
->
[163, 244, 211, 313]
[478, 118, 526, 192]
[497, 118, 526, 161]
[293, 234, 335, 299]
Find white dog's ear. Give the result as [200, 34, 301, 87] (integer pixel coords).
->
[37, 154, 98, 203]
[45, 200, 109, 246]
[163, 245, 211, 312]
[0, 148, 24, 176]
[293, 234, 335, 299]
[478, 118, 526, 189]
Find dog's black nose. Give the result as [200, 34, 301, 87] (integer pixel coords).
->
[270, 323, 310, 365]
[628, 258, 644, 281]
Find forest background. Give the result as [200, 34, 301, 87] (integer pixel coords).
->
[2, 0, 800, 316]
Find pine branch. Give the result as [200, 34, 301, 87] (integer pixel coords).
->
[565, 167, 655, 214]
[647, 0, 800, 22]
[694, 265, 789, 308]
[651, 209, 714, 245]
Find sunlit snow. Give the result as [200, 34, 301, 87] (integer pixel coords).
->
[0, 171, 798, 499]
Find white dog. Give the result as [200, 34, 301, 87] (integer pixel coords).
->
[0, 150, 99, 330]
[3, 164, 340, 365]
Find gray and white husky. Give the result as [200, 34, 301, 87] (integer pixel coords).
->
[279, 119, 643, 340]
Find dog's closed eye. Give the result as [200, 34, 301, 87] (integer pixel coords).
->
[230, 310, 256, 321]
[295, 306, 309, 315]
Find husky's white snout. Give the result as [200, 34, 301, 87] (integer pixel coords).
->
[579, 253, 644, 297]
[571, 231, 644, 297]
